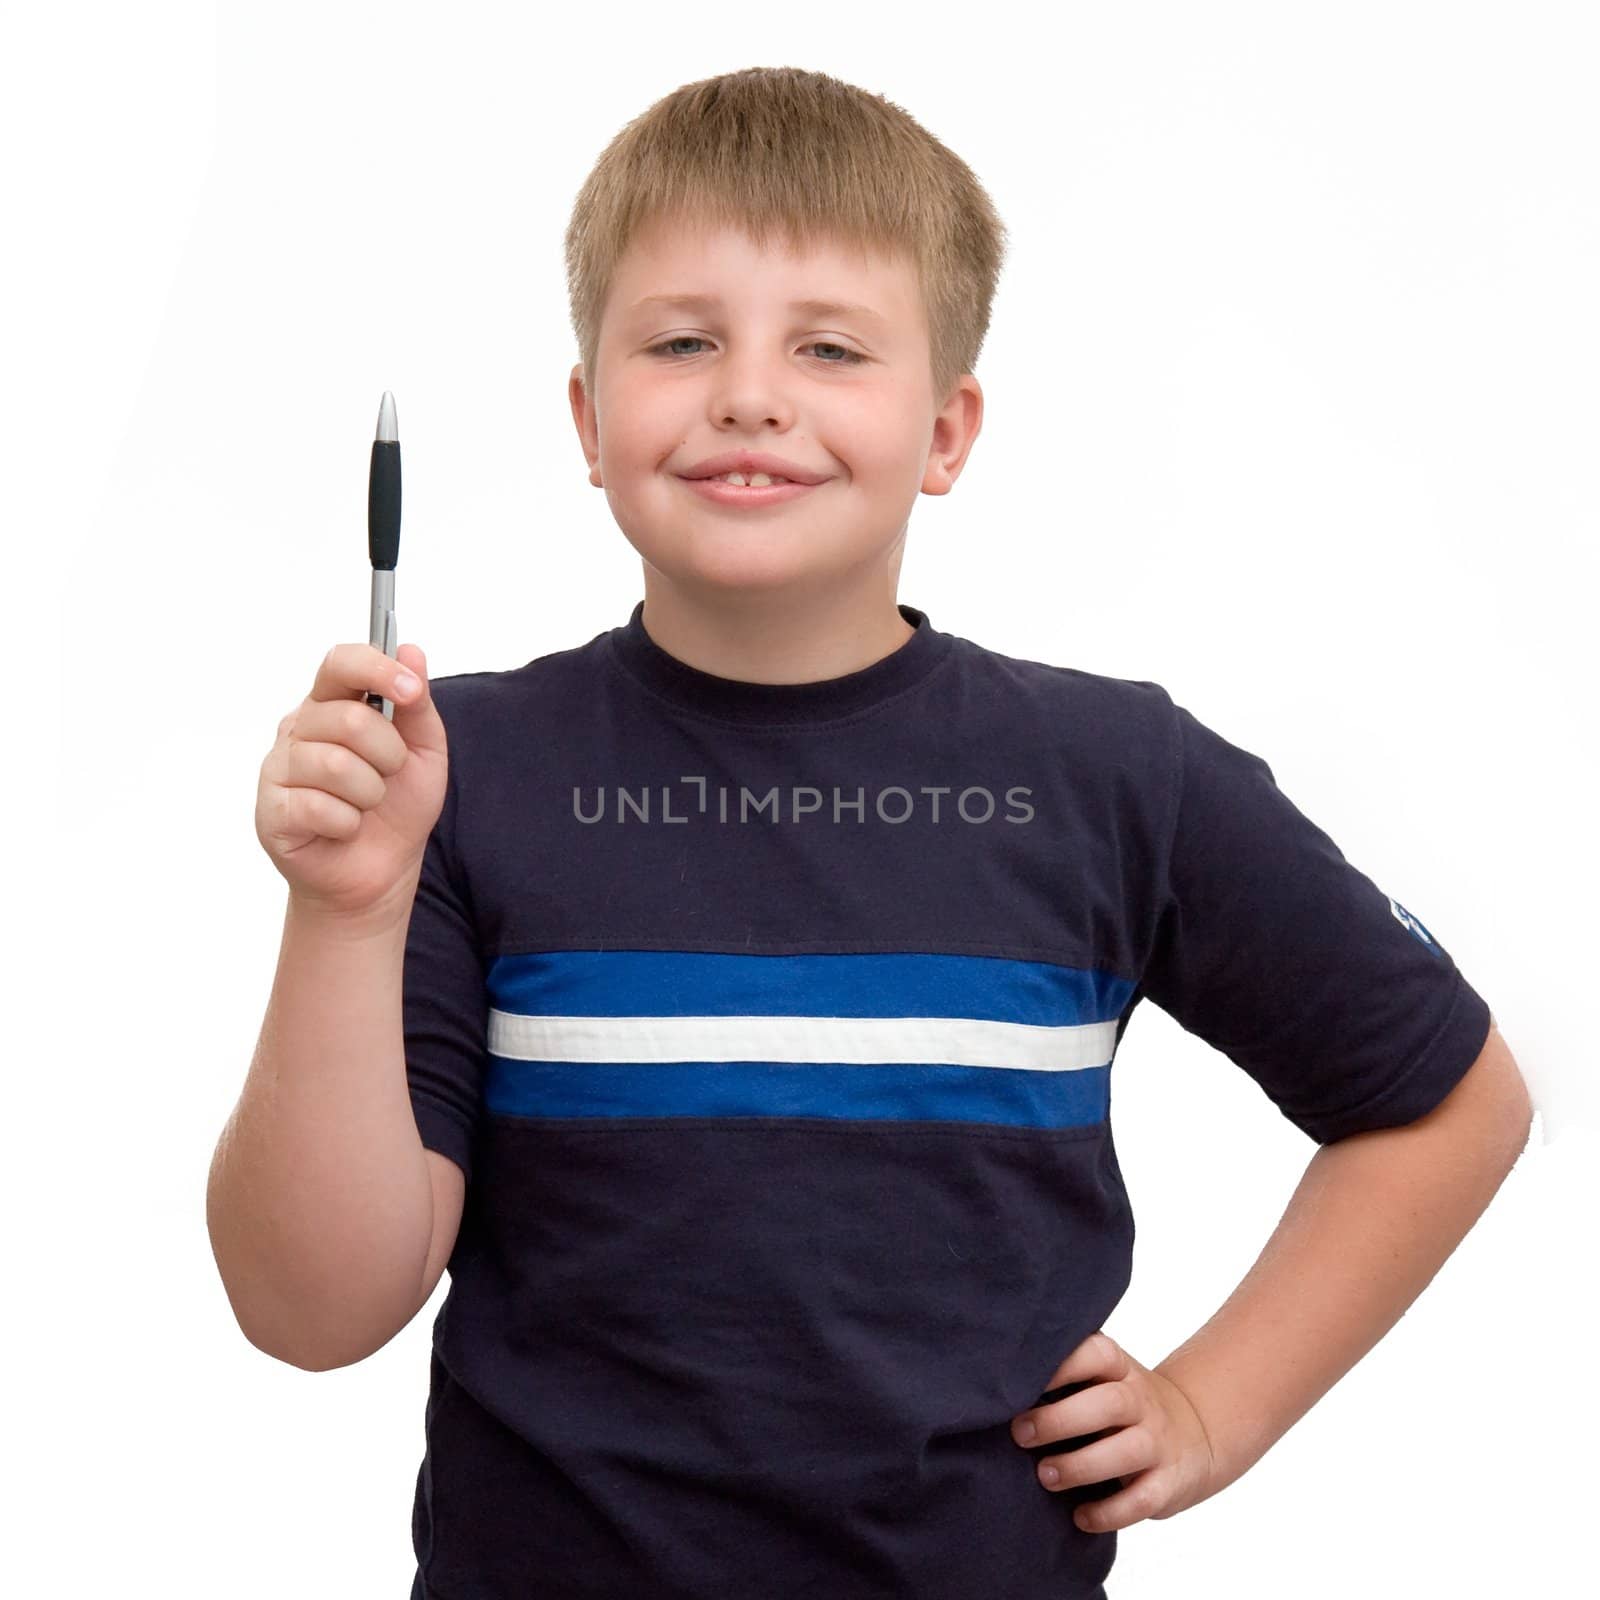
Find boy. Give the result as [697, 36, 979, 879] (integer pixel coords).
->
[212, 66, 1533, 1599]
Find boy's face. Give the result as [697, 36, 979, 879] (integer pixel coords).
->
[570, 216, 982, 607]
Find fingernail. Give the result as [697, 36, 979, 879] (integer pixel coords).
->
[1015, 1419, 1037, 1443]
[395, 671, 420, 696]
[1041, 1464, 1060, 1485]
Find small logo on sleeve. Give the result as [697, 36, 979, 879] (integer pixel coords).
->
[1387, 895, 1443, 956]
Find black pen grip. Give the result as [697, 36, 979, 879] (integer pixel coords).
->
[369, 439, 402, 569]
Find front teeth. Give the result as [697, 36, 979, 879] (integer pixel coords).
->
[712, 471, 790, 487]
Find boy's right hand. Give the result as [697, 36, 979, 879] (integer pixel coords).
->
[256, 642, 448, 923]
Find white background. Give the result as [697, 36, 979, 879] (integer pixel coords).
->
[17, 2, 1597, 1595]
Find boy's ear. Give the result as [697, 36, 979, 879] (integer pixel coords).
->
[569, 364, 600, 482]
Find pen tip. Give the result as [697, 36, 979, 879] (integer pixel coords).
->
[375, 390, 398, 443]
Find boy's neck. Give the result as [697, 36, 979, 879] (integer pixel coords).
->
[634, 579, 916, 686]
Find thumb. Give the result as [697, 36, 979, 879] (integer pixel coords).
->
[389, 643, 445, 748]
[393, 641, 428, 691]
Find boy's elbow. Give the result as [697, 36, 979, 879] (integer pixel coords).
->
[226, 1311, 330, 1372]
[216, 1285, 365, 1371]
[244, 1313, 413, 1372]
[237, 1324, 358, 1373]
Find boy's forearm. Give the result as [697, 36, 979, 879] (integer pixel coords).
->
[1154, 1033, 1532, 1494]
[206, 886, 435, 1370]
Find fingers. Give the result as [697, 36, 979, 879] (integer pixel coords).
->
[1008, 1333, 1217, 1533]
[1066, 1467, 1160, 1533]
[1015, 1384, 1144, 1515]
[310, 641, 422, 709]
[1034, 1331, 1128, 1395]
[261, 651, 416, 821]
[281, 731, 389, 812]
[1033, 1425, 1144, 1494]
[256, 640, 446, 915]
[1010, 1331, 1128, 1436]
[273, 781, 365, 844]
[1011, 1373, 1132, 1448]
[282, 693, 411, 779]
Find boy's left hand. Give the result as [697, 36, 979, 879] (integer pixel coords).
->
[1009, 1331, 1219, 1533]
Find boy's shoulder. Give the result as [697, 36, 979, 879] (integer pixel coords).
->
[952, 625, 1174, 706]
[422, 627, 615, 720]
[942, 625, 1181, 756]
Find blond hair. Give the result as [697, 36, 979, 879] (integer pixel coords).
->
[564, 66, 1009, 406]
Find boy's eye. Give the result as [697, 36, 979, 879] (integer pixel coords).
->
[647, 336, 866, 366]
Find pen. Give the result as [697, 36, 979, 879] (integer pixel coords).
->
[365, 390, 401, 719]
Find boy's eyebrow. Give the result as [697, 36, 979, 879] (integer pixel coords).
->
[628, 292, 888, 326]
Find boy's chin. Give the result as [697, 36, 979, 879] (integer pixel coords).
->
[631, 535, 849, 598]
[656, 554, 830, 597]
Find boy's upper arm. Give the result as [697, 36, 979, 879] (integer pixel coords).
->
[403, 678, 489, 1190]
[1139, 697, 1495, 1145]
[419, 1147, 466, 1312]
[1408, 1019, 1532, 1149]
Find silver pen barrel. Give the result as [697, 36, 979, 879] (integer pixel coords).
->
[365, 390, 401, 720]
[368, 567, 397, 720]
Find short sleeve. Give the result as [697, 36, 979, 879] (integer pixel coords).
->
[1139, 699, 1493, 1145]
[403, 752, 488, 1183]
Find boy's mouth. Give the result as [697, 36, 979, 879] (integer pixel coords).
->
[676, 474, 823, 507]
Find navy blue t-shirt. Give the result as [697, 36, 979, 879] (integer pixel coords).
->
[401, 600, 1491, 1599]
